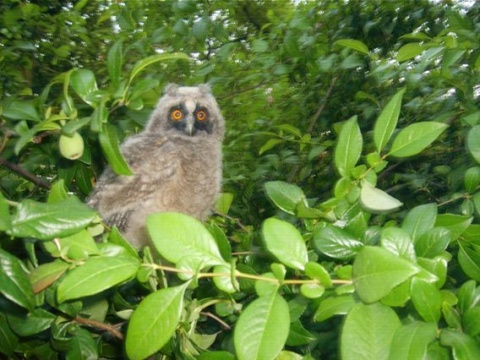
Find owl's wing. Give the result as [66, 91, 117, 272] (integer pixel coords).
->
[88, 135, 179, 216]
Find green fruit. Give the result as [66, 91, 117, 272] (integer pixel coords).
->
[59, 132, 84, 160]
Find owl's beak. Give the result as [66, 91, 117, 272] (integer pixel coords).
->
[185, 116, 195, 136]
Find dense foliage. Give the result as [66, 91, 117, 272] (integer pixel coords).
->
[1, 0, 480, 359]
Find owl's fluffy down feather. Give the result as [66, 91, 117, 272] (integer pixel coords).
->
[87, 84, 224, 247]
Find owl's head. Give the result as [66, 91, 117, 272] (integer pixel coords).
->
[146, 84, 225, 140]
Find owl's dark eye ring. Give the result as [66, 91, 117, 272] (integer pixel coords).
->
[171, 109, 183, 121]
[196, 110, 207, 121]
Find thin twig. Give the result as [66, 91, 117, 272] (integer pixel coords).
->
[0, 157, 51, 190]
[307, 76, 338, 133]
[73, 316, 125, 341]
[200, 311, 232, 330]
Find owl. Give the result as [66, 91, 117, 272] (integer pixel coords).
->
[87, 84, 225, 247]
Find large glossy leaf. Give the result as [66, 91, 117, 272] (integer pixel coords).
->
[389, 122, 448, 158]
[2, 99, 41, 121]
[107, 40, 123, 87]
[401, 203, 437, 241]
[373, 88, 405, 153]
[70, 69, 97, 105]
[397, 43, 426, 62]
[0, 313, 18, 357]
[435, 214, 472, 241]
[334, 116, 363, 177]
[467, 125, 480, 164]
[313, 224, 364, 260]
[98, 123, 132, 176]
[410, 277, 442, 323]
[262, 218, 308, 270]
[126, 282, 189, 360]
[128, 53, 190, 85]
[341, 302, 401, 360]
[458, 244, 480, 281]
[353, 246, 419, 303]
[415, 228, 451, 258]
[335, 39, 369, 55]
[7, 308, 55, 337]
[29, 260, 70, 293]
[380, 227, 415, 261]
[360, 181, 403, 213]
[57, 255, 140, 302]
[234, 292, 290, 360]
[440, 329, 480, 359]
[388, 321, 437, 360]
[0, 249, 35, 311]
[264, 181, 306, 215]
[313, 295, 357, 322]
[0, 192, 11, 232]
[147, 212, 227, 270]
[10, 196, 97, 240]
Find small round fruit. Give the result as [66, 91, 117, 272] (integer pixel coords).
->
[59, 132, 84, 160]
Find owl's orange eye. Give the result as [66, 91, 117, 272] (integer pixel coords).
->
[196, 110, 207, 121]
[171, 109, 183, 121]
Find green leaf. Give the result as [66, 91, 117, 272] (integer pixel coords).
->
[259, 138, 283, 155]
[465, 167, 480, 193]
[234, 292, 290, 360]
[213, 264, 238, 293]
[360, 181, 403, 213]
[401, 203, 437, 241]
[341, 303, 401, 360]
[262, 218, 308, 270]
[57, 255, 140, 302]
[70, 69, 97, 105]
[467, 125, 480, 164]
[192, 17, 209, 42]
[147, 212, 226, 268]
[107, 40, 123, 87]
[410, 277, 442, 323]
[98, 123, 132, 175]
[286, 320, 316, 346]
[457, 280, 480, 313]
[2, 100, 41, 121]
[353, 246, 419, 303]
[0, 192, 12, 232]
[458, 244, 480, 281]
[334, 116, 363, 177]
[380, 227, 415, 261]
[464, 307, 480, 337]
[128, 53, 190, 86]
[10, 196, 97, 240]
[64, 326, 98, 359]
[389, 122, 448, 158]
[7, 308, 55, 337]
[0, 313, 18, 357]
[397, 43, 425, 62]
[388, 321, 437, 360]
[415, 228, 451, 258]
[126, 282, 189, 360]
[313, 224, 364, 260]
[435, 214, 472, 240]
[29, 260, 70, 293]
[440, 329, 480, 359]
[305, 262, 333, 288]
[0, 249, 35, 311]
[336, 39, 369, 55]
[373, 88, 405, 153]
[313, 295, 356, 322]
[264, 181, 306, 215]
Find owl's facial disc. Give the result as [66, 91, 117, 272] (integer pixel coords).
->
[168, 101, 213, 136]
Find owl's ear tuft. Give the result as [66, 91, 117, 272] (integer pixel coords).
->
[165, 83, 179, 96]
[198, 84, 211, 94]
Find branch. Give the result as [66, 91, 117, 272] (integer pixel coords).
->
[0, 157, 51, 190]
[307, 75, 339, 133]
[73, 316, 125, 341]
